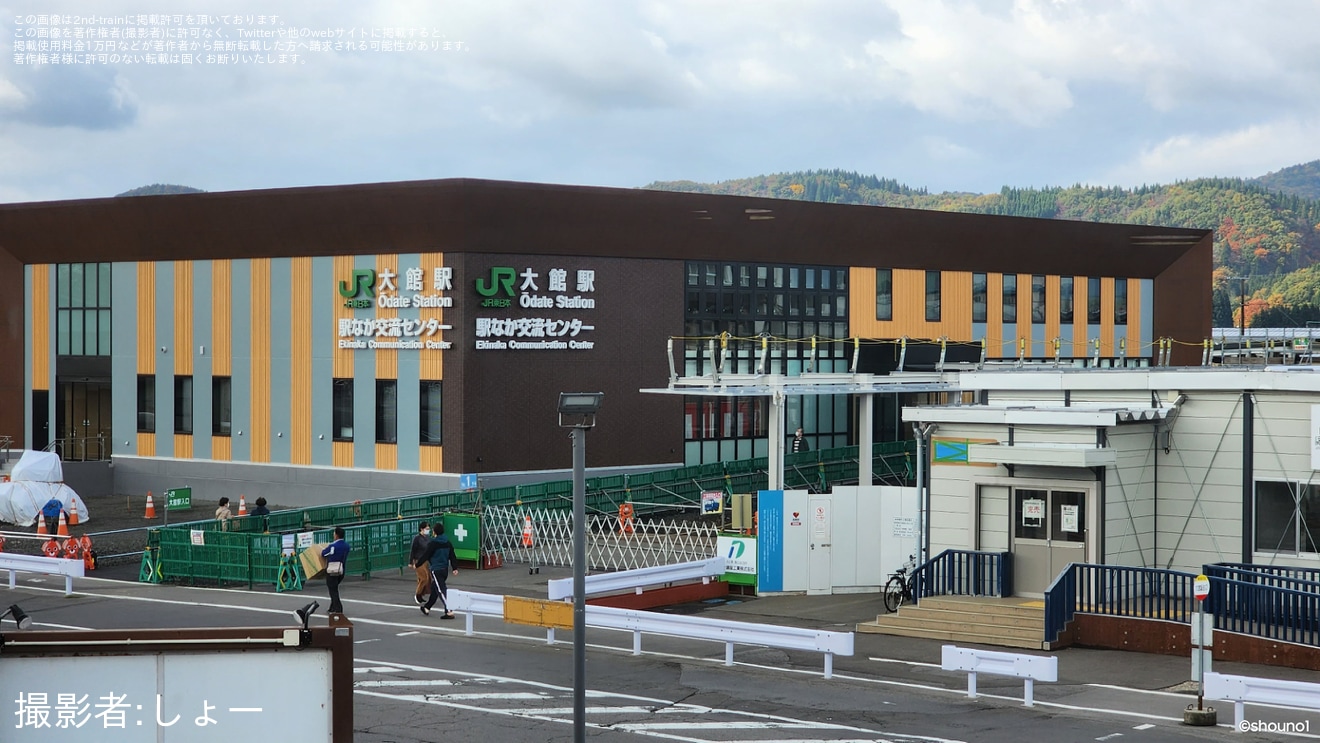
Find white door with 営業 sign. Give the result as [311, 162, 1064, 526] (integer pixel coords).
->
[1012, 486, 1090, 597]
[807, 496, 832, 595]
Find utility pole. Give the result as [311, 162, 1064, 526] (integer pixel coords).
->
[1226, 276, 1249, 364]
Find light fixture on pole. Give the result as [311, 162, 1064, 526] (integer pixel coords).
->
[0, 604, 32, 630]
[556, 391, 603, 743]
[293, 601, 319, 647]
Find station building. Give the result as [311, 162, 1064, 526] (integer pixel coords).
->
[0, 179, 1211, 502]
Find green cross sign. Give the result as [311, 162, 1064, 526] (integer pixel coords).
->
[443, 513, 481, 562]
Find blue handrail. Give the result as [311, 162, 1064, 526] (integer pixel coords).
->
[910, 549, 1011, 602]
[1045, 563, 1195, 644]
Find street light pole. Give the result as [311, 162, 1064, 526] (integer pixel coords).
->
[557, 392, 603, 743]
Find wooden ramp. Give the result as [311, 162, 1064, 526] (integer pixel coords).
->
[857, 595, 1047, 650]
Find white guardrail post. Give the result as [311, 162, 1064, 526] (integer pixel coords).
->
[546, 557, 727, 601]
[941, 644, 1058, 707]
[447, 589, 853, 679]
[1205, 672, 1320, 730]
[0, 553, 85, 595]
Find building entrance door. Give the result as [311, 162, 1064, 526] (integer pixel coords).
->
[55, 378, 112, 460]
[1011, 488, 1087, 596]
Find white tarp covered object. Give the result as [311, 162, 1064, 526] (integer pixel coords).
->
[0, 450, 89, 527]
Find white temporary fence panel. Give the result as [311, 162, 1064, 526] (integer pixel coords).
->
[546, 557, 727, 601]
[1, 552, 84, 595]
[1204, 671, 1320, 729]
[483, 505, 717, 572]
[446, 589, 853, 679]
[941, 644, 1058, 707]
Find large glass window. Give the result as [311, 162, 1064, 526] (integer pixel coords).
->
[136, 375, 155, 433]
[173, 376, 193, 435]
[1059, 277, 1074, 324]
[875, 269, 892, 321]
[375, 379, 397, 444]
[420, 381, 443, 445]
[1002, 274, 1017, 323]
[56, 262, 112, 357]
[972, 273, 987, 323]
[925, 271, 941, 322]
[1114, 278, 1128, 326]
[212, 376, 232, 436]
[1031, 275, 1046, 323]
[332, 379, 354, 442]
[1255, 480, 1320, 555]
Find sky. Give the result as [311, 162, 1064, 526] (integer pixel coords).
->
[4, 0, 1320, 204]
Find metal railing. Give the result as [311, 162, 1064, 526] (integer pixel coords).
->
[0, 435, 13, 466]
[46, 436, 109, 462]
[911, 549, 1012, 601]
[484, 505, 717, 572]
[1204, 565, 1320, 646]
[1044, 563, 1196, 645]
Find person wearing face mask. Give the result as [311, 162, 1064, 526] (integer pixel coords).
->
[408, 521, 433, 605]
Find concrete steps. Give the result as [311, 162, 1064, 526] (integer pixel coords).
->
[857, 595, 1047, 650]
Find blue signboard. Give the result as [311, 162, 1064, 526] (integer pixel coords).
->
[459, 473, 477, 491]
[757, 490, 784, 592]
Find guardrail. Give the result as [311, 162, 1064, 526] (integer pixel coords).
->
[1204, 671, 1320, 730]
[446, 589, 854, 679]
[1207, 572, 1320, 647]
[912, 549, 1011, 601]
[1, 553, 85, 595]
[546, 558, 726, 600]
[1044, 563, 1195, 645]
[940, 644, 1058, 707]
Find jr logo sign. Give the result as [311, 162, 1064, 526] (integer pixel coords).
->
[475, 267, 516, 298]
[339, 269, 376, 309]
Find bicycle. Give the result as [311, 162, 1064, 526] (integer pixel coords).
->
[883, 554, 917, 614]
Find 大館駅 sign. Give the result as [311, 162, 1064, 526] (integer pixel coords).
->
[337, 265, 453, 350]
[473, 265, 598, 352]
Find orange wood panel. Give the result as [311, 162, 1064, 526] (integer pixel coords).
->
[1100, 277, 1115, 356]
[30, 265, 49, 390]
[375, 443, 398, 471]
[290, 257, 312, 465]
[136, 433, 156, 457]
[1129, 279, 1143, 356]
[250, 259, 271, 463]
[985, 272, 1005, 358]
[419, 253, 447, 381]
[174, 435, 193, 458]
[173, 261, 194, 376]
[420, 445, 444, 473]
[332, 255, 355, 379]
[1016, 274, 1035, 357]
[333, 440, 353, 468]
[1044, 275, 1061, 357]
[212, 436, 232, 462]
[137, 263, 156, 375]
[1073, 276, 1090, 359]
[211, 260, 232, 376]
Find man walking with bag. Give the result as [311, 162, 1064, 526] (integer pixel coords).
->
[408, 522, 433, 605]
[419, 522, 459, 618]
[321, 526, 350, 615]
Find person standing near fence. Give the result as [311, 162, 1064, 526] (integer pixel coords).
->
[419, 523, 458, 618]
[322, 527, 350, 615]
[408, 522, 433, 605]
[214, 497, 233, 531]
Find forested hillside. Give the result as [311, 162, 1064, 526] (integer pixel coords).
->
[646, 166, 1320, 328]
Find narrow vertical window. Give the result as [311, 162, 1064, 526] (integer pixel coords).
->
[173, 376, 193, 435]
[136, 375, 155, 433]
[1087, 277, 1101, 324]
[875, 269, 892, 321]
[332, 379, 354, 441]
[1114, 278, 1128, 326]
[972, 273, 987, 323]
[1031, 275, 1046, 323]
[375, 379, 398, 444]
[1002, 275, 1017, 323]
[212, 377, 232, 436]
[1060, 277, 1074, 323]
[925, 271, 941, 322]
[419, 381, 443, 445]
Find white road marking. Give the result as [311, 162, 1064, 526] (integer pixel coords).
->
[435, 692, 550, 700]
[353, 666, 401, 674]
[355, 680, 459, 688]
[869, 657, 942, 669]
[616, 721, 819, 731]
[1133, 724, 1155, 731]
[1095, 734, 1123, 741]
[354, 638, 380, 644]
[501, 706, 658, 715]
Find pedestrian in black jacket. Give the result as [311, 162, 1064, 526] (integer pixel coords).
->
[419, 524, 458, 618]
[408, 522, 433, 605]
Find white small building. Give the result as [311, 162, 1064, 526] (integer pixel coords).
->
[903, 367, 1320, 596]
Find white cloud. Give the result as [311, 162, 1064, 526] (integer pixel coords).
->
[1102, 119, 1320, 186]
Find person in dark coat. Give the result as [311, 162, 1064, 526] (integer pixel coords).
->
[418, 523, 459, 618]
[791, 427, 810, 453]
[408, 522, 433, 605]
[321, 527, 351, 615]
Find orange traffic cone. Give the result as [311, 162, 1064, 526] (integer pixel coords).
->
[521, 516, 534, 547]
[144, 492, 157, 519]
[237, 494, 248, 517]
[68, 508, 79, 526]
[36, 516, 48, 535]
[56, 511, 69, 537]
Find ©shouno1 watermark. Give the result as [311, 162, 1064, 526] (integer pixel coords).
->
[1238, 719, 1310, 734]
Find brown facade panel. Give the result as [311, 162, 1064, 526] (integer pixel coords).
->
[444, 253, 684, 474]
